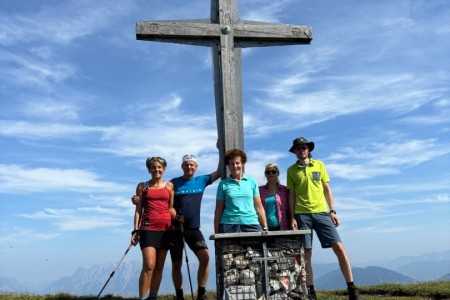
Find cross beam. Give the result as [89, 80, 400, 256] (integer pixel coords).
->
[136, 0, 312, 178]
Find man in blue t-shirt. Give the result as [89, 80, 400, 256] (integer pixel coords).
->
[170, 154, 221, 300]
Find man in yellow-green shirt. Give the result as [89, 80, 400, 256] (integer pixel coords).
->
[287, 137, 362, 300]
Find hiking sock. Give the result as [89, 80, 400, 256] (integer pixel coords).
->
[196, 287, 207, 300]
[176, 288, 184, 300]
[197, 287, 206, 296]
[347, 283, 362, 300]
[139, 293, 149, 300]
[147, 292, 157, 300]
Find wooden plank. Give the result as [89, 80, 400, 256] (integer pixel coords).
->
[136, 21, 220, 39]
[234, 24, 312, 40]
[136, 22, 312, 45]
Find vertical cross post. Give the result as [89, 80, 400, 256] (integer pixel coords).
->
[136, 0, 312, 178]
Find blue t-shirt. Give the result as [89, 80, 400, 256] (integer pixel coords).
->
[216, 174, 260, 225]
[171, 174, 212, 229]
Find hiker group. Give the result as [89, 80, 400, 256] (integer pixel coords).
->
[130, 137, 363, 300]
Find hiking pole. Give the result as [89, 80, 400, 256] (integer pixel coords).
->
[97, 231, 139, 298]
[180, 221, 195, 300]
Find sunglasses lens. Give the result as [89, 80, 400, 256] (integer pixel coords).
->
[265, 170, 277, 175]
[296, 146, 308, 150]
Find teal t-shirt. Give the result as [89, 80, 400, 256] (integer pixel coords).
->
[265, 194, 279, 228]
[216, 174, 260, 225]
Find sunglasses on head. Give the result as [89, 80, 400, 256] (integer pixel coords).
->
[147, 156, 167, 168]
[265, 170, 277, 175]
[150, 156, 165, 163]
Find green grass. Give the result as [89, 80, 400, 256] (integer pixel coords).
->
[1, 281, 449, 300]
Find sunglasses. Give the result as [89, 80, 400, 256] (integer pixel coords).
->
[265, 170, 277, 175]
[295, 145, 308, 151]
[150, 156, 165, 163]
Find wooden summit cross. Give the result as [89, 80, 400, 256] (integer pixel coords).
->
[136, 0, 312, 177]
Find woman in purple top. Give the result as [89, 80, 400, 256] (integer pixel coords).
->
[258, 162, 290, 231]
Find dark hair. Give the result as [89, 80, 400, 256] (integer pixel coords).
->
[146, 156, 167, 169]
[306, 147, 313, 158]
[224, 149, 247, 165]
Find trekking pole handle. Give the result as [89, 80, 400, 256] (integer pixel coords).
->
[176, 215, 185, 232]
[131, 229, 140, 246]
[180, 221, 184, 233]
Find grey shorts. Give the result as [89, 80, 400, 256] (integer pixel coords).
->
[219, 224, 263, 233]
[295, 212, 341, 249]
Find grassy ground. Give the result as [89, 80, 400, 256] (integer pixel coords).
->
[1, 281, 449, 300]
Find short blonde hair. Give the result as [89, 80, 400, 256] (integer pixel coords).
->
[265, 162, 280, 174]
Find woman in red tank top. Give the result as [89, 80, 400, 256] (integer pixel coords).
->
[131, 156, 176, 300]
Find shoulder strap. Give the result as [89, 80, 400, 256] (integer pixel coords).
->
[164, 180, 170, 191]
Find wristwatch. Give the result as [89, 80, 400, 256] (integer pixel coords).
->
[330, 209, 337, 214]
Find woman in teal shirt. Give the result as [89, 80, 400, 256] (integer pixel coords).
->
[214, 149, 268, 233]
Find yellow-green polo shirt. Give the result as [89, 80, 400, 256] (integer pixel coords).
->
[287, 159, 329, 213]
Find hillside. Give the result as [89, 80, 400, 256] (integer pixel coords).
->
[315, 266, 414, 290]
[1, 281, 449, 300]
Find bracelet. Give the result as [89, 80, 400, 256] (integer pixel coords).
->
[263, 227, 268, 231]
[131, 229, 139, 235]
[330, 210, 337, 214]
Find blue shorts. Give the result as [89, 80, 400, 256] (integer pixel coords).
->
[219, 224, 263, 233]
[295, 213, 341, 249]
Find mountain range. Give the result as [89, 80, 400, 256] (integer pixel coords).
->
[1, 249, 449, 297]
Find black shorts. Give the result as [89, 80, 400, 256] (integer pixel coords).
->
[170, 229, 208, 262]
[139, 230, 177, 250]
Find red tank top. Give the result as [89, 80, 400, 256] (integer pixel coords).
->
[140, 182, 173, 231]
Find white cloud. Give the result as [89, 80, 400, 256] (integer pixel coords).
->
[17, 207, 128, 232]
[0, 105, 219, 165]
[0, 121, 101, 140]
[0, 227, 60, 245]
[138, 93, 183, 112]
[337, 179, 450, 199]
[241, 0, 293, 22]
[261, 72, 445, 116]
[0, 49, 77, 90]
[22, 100, 80, 121]
[0, 0, 136, 46]
[0, 164, 127, 194]
[357, 225, 419, 234]
[328, 163, 399, 180]
[325, 138, 450, 180]
[30, 46, 56, 59]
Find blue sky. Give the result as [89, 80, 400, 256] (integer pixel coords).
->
[1, 0, 449, 289]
